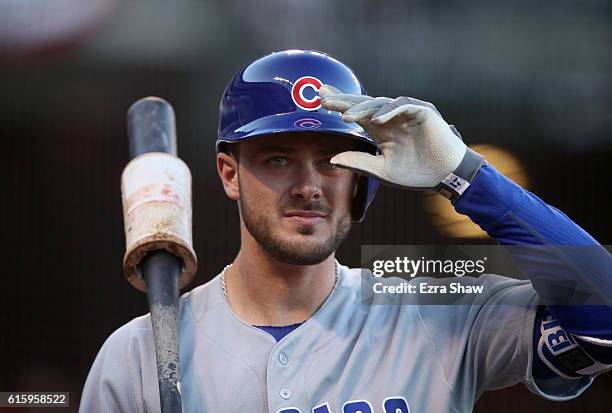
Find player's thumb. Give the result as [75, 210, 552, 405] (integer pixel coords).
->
[331, 151, 386, 180]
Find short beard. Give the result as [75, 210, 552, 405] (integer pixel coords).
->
[239, 184, 352, 266]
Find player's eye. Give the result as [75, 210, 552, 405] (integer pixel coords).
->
[268, 156, 289, 167]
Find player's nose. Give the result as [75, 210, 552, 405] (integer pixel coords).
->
[290, 163, 322, 201]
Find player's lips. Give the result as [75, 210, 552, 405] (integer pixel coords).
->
[284, 210, 327, 225]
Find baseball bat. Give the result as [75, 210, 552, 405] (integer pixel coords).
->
[121, 97, 197, 413]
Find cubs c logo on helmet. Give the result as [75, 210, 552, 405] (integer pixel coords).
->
[291, 76, 323, 111]
[293, 118, 322, 129]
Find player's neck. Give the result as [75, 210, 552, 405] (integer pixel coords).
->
[223, 247, 337, 327]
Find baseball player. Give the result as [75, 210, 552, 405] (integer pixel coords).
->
[80, 50, 612, 412]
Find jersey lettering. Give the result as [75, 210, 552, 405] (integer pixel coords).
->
[312, 403, 331, 413]
[277, 397, 409, 413]
[383, 397, 410, 413]
[342, 400, 373, 413]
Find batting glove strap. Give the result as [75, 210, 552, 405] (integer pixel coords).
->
[435, 147, 485, 203]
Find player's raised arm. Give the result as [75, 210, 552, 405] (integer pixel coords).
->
[322, 87, 612, 394]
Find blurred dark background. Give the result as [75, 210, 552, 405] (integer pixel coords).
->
[0, 0, 610, 411]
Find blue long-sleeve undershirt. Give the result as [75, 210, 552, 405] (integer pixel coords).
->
[454, 164, 612, 378]
[455, 164, 611, 307]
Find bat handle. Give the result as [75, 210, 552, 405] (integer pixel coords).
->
[142, 251, 183, 413]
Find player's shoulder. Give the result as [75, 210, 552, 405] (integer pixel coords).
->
[102, 272, 226, 348]
[336, 263, 369, 289]
[340, 262, 534, 306]
[412, 273, 537, 333]
[336, 263, 422, 308]
[95, 312, 152, 360]
[178, 272, 226, 320]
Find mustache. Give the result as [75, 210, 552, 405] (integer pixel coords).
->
[279, 200, 332, 215]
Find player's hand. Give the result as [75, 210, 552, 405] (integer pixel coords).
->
[320, 85, 468, 190]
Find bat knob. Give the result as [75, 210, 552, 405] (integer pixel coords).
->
[127, 97, 177, 159]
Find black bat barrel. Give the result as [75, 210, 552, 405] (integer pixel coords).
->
[127, 97, 183, 413]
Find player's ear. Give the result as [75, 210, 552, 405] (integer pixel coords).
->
[216, 152, 240, 200]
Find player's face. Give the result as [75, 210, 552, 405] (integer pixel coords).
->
[233, 133, 359, 265]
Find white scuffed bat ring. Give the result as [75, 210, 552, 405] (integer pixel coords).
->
[121, 152, 197, 292]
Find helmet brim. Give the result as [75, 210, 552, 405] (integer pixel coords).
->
[216, 111, 377, 153]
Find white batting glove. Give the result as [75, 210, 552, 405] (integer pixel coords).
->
[320, 85, 484, 200]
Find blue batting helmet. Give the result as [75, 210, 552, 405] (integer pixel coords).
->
[217, 49, 379, 222]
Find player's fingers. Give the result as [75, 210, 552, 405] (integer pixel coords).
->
[330, 151, 386, 180]
[319, 84, 373, 113]
[371, 99, 426, 125]
[371, 96, 442, 125]
[319, 83, 342, 96]
[342, 97, 392, 123]
[400, 96, 441, 116]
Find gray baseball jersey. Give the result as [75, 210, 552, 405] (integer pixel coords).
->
[80, 264, 591, 412]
